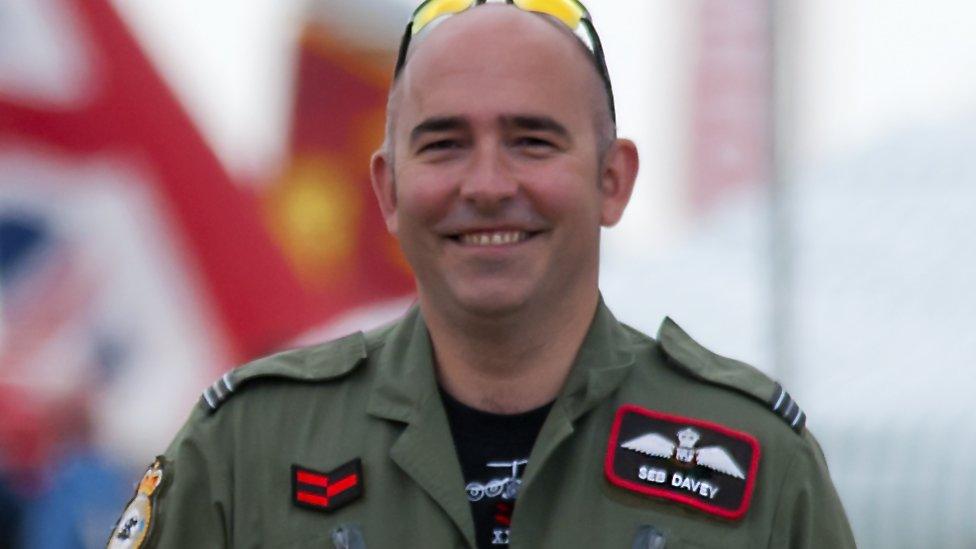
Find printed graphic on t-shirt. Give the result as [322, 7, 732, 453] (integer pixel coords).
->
[465, 459, 527, 545]
[465, 459, 527, 502]
[439, 388, 552, 549]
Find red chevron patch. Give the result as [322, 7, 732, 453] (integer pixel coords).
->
[291, 458, 363, 513]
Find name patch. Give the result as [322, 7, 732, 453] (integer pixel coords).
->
[604, 405, 760, 520]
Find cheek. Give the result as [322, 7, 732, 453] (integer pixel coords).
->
[395, 168, 456, 224]
[521, 163, 602, 222]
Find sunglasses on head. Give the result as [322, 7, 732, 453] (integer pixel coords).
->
[392, 0, 616, 123]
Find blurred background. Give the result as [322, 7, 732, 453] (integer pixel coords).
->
[0, 0, 973, 546]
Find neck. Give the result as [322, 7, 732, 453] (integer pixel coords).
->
[420, 289, 600, 414]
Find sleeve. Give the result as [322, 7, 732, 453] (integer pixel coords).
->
[108, 404, 231, 548]
[766, 431, 857, 549]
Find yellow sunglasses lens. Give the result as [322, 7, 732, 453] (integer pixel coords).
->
[513, 0, 584, 28]
[412, 0, 476, 35]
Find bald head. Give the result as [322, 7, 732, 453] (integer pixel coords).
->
[383, 4, 615, 160]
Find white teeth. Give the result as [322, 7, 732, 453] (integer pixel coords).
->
[460, 231, 528, 246]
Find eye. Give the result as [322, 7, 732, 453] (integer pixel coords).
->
[513, 136, 555, 148]
[511, 135, 561, 157]
[418, 139, 462, 153]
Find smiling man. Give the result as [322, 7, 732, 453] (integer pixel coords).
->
[108, 2, 854, 548]
[369, 2, 635, 418]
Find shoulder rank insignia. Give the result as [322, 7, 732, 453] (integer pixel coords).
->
[769, 382, 806, 432]
[605, 405, 760, 520]
[200, 372, 236, 412]
[292, 459, 364, 513]
[107, 457, 167, 548]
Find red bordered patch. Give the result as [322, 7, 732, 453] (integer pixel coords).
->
[292, 458, 363, 513]
[604, 405, 760, 520]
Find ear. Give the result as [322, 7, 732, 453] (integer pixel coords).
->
[370, 149, 399, 234]
[598, 138, 639, 226]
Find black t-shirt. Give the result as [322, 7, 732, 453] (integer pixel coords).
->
[440, 388, 553, 549]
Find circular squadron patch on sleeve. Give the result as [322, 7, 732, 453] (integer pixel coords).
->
[604, 405, 761, 520]
[107, 457, 167, 548]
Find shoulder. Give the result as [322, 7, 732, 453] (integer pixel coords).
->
[161, 320, 402, 461]
[196, 317, 404, 413]
[639, 317, 807, 435]
[198, 327, 386, 413]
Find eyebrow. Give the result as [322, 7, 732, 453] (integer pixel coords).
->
[409, 116, 470, 147]
[503, 115, 571, 141]
[407, 114, 573, 148]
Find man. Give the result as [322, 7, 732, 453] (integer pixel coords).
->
[108, 2, 855, 548]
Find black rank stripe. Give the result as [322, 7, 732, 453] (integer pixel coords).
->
[791, 409, 806, 430]
[778, 396, 793, 419]
[201, 387, 217, 410]
[770, 385, 790, 413]
[221, 372, 235, 393]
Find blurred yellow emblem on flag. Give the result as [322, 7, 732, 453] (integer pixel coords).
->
[264, 155, 363, 287]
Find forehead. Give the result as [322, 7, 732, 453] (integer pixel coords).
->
[393, 6, 599, 136]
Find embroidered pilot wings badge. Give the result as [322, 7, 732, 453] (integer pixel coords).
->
[621, 427, 746, 479]
[605, 405, 761, 520]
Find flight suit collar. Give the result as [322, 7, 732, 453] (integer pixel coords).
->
[364, 305, 434, 423]
[364, 298, 638, 546]
[365, 298, 638, 423]
[519, 298, 638, 489]
[365, 306, 477, 546]
[554, 298, 638, 421]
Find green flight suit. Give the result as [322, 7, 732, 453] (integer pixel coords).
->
[112, 302, 855, 548]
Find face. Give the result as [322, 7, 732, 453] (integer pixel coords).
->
[372, 6, 637, 321]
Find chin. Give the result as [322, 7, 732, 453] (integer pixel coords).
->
[449, 284, 533, 319]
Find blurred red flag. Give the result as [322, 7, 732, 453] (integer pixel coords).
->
[261, 23, 415, 344]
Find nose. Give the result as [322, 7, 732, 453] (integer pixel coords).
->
[459, 142, 517, 211]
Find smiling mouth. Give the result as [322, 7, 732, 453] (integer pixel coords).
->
[449, 230, 538, 246]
